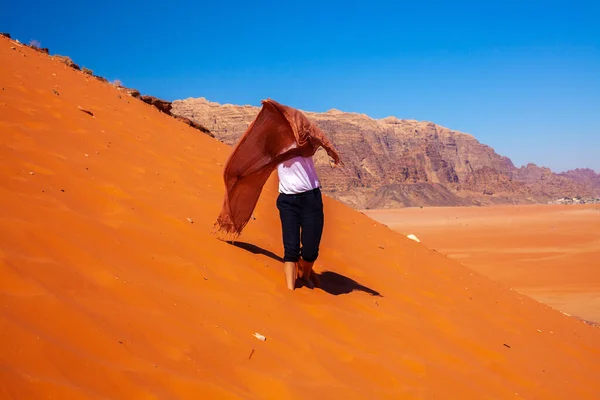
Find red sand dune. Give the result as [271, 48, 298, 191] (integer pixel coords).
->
[366, 205, 600, 323]
[1, 37, 600, 399]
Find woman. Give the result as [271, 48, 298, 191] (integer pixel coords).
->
[276, 155, 324, 290]
[215, 99, 341, 290]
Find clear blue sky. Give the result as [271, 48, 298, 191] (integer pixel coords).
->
[3, 0, 599, 172]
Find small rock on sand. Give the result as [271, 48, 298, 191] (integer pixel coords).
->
[407, 234, 420, 243]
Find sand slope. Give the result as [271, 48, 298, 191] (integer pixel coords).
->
[1, 37, 600, 399]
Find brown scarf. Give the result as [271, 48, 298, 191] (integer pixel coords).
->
[215, 99, 342, 237]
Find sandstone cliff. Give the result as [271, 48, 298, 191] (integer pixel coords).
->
[172, 97, 599, 208]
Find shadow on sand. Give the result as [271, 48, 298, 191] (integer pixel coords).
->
[227, 241, 382, 297]
[227, 241, 284, 262]
[313, 271, 381, 297]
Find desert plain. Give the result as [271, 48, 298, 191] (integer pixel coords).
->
[365, 204, 600, 323]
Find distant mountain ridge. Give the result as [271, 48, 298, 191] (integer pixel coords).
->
[172, 97, 600, 208]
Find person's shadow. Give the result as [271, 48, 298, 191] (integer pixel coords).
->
[227, 241, 382, 297]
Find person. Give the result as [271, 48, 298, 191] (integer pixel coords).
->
[276, 154, 324, 290]
[214, 99, 341, 290]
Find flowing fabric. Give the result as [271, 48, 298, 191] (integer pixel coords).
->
[215, 99, 342, 236]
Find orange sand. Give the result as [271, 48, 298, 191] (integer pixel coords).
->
[1, 36, 600, 399]
[365, 205, 600, 323]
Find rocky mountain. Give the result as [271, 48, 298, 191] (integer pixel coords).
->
[512, 163, 599, 200]
[558, 168, 600, 189]
[172, 97, 600, 209]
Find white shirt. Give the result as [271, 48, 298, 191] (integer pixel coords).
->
[277, 156, 320, 194]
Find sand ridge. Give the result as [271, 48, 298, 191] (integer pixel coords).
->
[1, 36, 600, 399]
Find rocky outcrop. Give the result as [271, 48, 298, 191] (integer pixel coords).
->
[110, 90, 212, 137]
[117, 86, 141, 98]
[52, 55, 80, 70]
[174, 115, 214, 137]
[140, 95, 172, 115]
[172, 97, 598, 209]
[27, 44, 49, 54]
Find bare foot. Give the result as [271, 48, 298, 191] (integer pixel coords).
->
[284, 262, 297, 290]
[298, 259, 316, 289]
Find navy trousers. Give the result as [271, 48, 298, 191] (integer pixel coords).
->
[276, 188, 324, 263]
